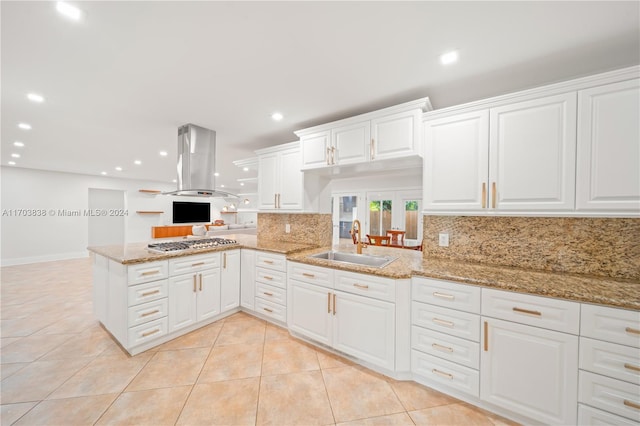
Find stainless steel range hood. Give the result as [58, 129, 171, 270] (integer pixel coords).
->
[163, 124, 237, 198]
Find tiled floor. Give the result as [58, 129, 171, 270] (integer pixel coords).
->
[1, 257, 519, 425]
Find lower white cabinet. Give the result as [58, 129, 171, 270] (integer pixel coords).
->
[220, 249, 240, 312]
[255, 252, 287, 325]
[289, 280, 333, 345]
[168, 266, 221, 332]
[240, 249, 255, 310]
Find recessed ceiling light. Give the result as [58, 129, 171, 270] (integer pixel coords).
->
[14, 141, 24, 147]
[271, 112, 284, 121]
[440, 50, 459, 65]
[240, 182, 245, 186]
[243, 167, 249, 172]
[172, 179, 177, 183]
[11, 153, 21, 158]
[8, 161, 16, 166]
[56, 2, 82, 20]
[220, 184, 225, 188]
[134, 160, 142, 165]
[27, 93, 45, 103]
[18, 123, 32, 130]
[159, 151, 168, 157]
[214, 172, 220, 177]
[115, 166, 123, 171]
[101, 171, 107, 175]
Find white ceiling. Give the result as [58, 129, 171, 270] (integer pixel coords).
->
[2, 1, 639, 193]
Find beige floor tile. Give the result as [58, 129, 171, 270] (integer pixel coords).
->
[262, 339, 320, 376]
[461, 402, 521, 426]
[1, 363, 28, 381]
[409, 402, 495, 426]
[34, 313, 98, 335]
[126, 347, 209, 391]
[336, 412, 415, 425]
[96, 386, 191, 426]
[257, 371, 334, 425]
[0, 333, 74, 364]
[322, 366, 404, 423]
[390, 380, 458, 411]
[177, 377, 259, 426]
[39, 328, 118, 360]
[198, 342, 263, 383]
[265, 323, 290, 341]
[215, 317, 266, 346]
[157, 322, 222, 351]
[224, 311, 261, 322]
[0, 402, 37, 425]
[317, 349, 354, 369]
[0, 337, 21, 348]
[14, 394, 117, 426]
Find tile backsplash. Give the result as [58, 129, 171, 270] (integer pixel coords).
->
[423, 216, 640, 280]
[258, 213, 332, 247]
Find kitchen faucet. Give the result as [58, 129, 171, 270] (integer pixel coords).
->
[350, 219, 367, 254]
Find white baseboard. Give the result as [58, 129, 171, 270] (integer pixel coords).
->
[1, 251, 89, 267]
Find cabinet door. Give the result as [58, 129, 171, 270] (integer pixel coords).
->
[257, 152, 278, 209]
[278, 148, 303, 210]
[289, 280, 332, 346]
[332, 290, 395, 371]
[301, 131, 331, 169]
[331, 121, 370, 165]
[240, 249, 255, 310]
[168, 274, 197, 332]
[423, 110, 490, 211]
[371, 110, 420, 160]
[489, 93, 577, 211]
[93, 254, 108, 324]
[197, 268, 221, 321]
[576, 79, 640, 213]
[220, 250, 240, 312]
[481, 317, 578, 425]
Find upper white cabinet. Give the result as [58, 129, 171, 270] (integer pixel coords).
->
[297, 98, 431, 170]
[576, 79, 640, 213]
[256, 142, 303, 211]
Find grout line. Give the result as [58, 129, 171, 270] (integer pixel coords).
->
[318, 359, 337, 425]
[253, 322, 267, 426]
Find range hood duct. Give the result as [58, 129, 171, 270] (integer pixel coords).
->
[163, 124, 237, 198]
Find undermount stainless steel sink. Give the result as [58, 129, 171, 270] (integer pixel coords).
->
[310, 251, 397, 268]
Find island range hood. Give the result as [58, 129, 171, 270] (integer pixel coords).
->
[163, 124, 237, 198]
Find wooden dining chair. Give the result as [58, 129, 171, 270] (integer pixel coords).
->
[366, 234, 391, 246]
[386, 230, 406, 247]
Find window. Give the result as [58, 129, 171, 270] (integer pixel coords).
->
[369, 199, 392, 236]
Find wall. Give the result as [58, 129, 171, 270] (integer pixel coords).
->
[258, 213, 332, 247]
[422, 215, 640, 280]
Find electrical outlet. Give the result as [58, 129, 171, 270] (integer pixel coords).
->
[438, 232, 449, 247]
[285, 224, 291, 233]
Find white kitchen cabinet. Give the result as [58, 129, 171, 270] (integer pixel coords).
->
[299, 131, 331, 169]
[576, 79, 640, 213]
[92, 254, 108, 325]
[257, 142, 303, 210]
[371, 109, 421, 160]
[254, 252, 287, 325]
[330, 121, 370, 165]
[168, 266, 220, 332]
[289, 279, 333, 346]
[220, 249, 240, 312]
[240, 249, 256, 311]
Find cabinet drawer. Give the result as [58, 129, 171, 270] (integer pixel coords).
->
[256, 252, 286, 272]
[128, 298, 168, 328]
[578, 404, 639, 426]
[412, 350, 479, 398]
[256, 267, 286, 289]
[412, 301, 480, 342]
[579, 371, 640, 422]
[127, 260, 168, 285]
[580, 337, 640, 386]
[288, 262, 333, 289]
[412, 326, 480, 369]
[255, 297, 286, 324]
[128, 279, 168, 306]
[412, 277, 480, 314]
[128, 317, 168, 347]
[581, 304, 640, 349]
[482, 288, 580, 334]
[334, 270, 395, 302]
[256, 281, 286, 306]
[169, 253, 219, 276]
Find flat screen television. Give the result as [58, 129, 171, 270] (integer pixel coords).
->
[172, 201, 211, 224]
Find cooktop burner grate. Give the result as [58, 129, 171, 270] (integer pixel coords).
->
[147, 237, 238, 253]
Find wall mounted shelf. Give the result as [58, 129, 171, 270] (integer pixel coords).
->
[138, 189, 162, 194]
[136, 211, 164, 214]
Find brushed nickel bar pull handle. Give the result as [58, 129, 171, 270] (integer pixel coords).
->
[624, 363, 640, 373]
[433, 292, 454, 300]
[263, 260, 274, 265]
[193, 275, 197, 293]
[481, 183, 487, 209]
[263, 276, 273, 280]
[331, 146, 336, 165]
[484, 321, 488, 351]
[142, 329, 160, 337]
[432, 343, 453, 353]
[263, 307, 273, 313]
[141, 270, 159, 276]
[624, 400, 640, 410]
[223, 252, 227, 269]
[274, 194, 277, 208]
[432, 369, 453, 380]
[491, 182, 497, 209]
[199, 274, 202, 291]
[302, 272, 315, 278]
[140, 309, 160, 318]
[353, 283, 369, 289]
[370, 139, 375, 160]
[513, 307, 542, 316]
[263, 291, 273, 296]
[432, 317, 454, 328]
[141, 290, 160, 297]
[327, 292, 331, 314]
[333, 294, 337, 315]
[626, 327, 640, 335]
[192, 262, 205, 267]
[326, 147, 331, 165]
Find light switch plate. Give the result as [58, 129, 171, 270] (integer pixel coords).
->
[438, 233, 449, 247]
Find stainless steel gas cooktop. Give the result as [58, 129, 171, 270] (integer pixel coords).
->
[147, 237, 238, 253]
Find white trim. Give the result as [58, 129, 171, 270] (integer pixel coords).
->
[421, 210, 639, 218]
[254, 140, 299, 156]
[1, 250, 89, 267]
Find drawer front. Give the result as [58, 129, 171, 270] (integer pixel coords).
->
[412, 350, 479, 398]
[169, 253, 220, 276]
[412, 277, 481, 314]
[334, 270, 395, 302]
[128, 298, 168, 328]
[288, 262, 333, 289]
[128, 279, 168, 306]
[580, 337, 640, 386]
[255, 297, 286, 324]
[579, 370, 640, 422]
[256, 281, 286, 306]
[581, 304, 640, 349]
[256, 252, 286, 272]
[412, 326, 480, 369]
[127, 260, 169, 285]
[578, 404, 639, 426]
[256, 267, 286, 289]
[482, 288, 580, 334]
[128, 317, 168, 347]
[412, 301, 480, 342]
